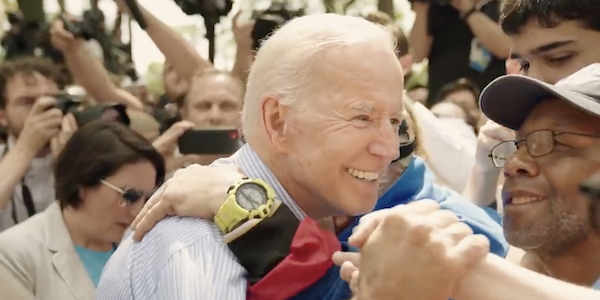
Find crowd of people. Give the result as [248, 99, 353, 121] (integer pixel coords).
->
[0, 0, 599, 299]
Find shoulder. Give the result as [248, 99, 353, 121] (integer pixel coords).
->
[121, 217, 232, 270]
[0, 212, 47, 253]
[110, 217, 243, 298]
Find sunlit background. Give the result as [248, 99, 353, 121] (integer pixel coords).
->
[0, 0, 420, 91]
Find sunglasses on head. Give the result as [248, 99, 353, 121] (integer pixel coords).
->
[100, 179, 152, 206]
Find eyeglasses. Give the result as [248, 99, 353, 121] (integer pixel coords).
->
[100, 179, 152, 207]
[489, 129, 600, 168]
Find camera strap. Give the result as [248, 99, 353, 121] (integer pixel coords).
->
[1, 144, 37, 224]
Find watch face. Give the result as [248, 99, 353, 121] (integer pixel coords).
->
[235, 182, 268, 210]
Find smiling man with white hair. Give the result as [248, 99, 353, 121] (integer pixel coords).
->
[96, 13, 403, 300]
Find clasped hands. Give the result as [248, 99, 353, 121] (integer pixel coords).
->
[333, 200, 490, 299]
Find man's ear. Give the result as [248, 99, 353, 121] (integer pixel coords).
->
[261, 95, 293, 153]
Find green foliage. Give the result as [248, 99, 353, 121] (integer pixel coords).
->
[406, 63, 429, 90]
[144, 62, 164, 96]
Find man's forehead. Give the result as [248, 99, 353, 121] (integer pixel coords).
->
[9, 71, 54, 86]
[509, 20, 587, 58]
[520, 98, 600, 133]
[342, 98, 403, 115]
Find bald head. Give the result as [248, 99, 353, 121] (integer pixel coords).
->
[242, 13, 398, 137]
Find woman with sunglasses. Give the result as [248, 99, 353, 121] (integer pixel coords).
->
[0, 121, 165, 300]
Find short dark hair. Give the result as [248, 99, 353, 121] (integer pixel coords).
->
[434, 78, 481, 107]
[55, 121, 165, 209]
[0, 56, 66, 108]
[500, 0, 600, 35]
[363, 11, 410, 57]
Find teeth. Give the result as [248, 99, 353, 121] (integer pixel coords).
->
[347, 168, 379, 181]
[511, 196, 543, 205]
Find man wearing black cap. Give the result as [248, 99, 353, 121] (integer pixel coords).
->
[479, 63, 600, 288]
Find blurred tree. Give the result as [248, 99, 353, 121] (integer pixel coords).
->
[144, 61, 164, 96]
[16, 0, 45, 23]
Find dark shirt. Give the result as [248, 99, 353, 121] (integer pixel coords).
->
[426, 1, 505, 106]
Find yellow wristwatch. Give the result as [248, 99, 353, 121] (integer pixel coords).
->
[214, 178, 276, 234]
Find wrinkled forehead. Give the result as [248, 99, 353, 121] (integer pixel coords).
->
[310, 46, 404, 113]
[519, 98, 600, 136]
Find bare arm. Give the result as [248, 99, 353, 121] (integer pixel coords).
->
[62, 42, 144, 110]
[455, 254, 599, 300]
[408, 4, 433, 63]
[465, 12, 510, 59]
[0, 144, 36, 211]
[50, 20, 144, 110]
[131, 4, 212, 81]
[231, 46, 252, 83]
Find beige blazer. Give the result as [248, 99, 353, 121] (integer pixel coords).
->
[0, 265, 34, 300]
[0, 203, 96, 300]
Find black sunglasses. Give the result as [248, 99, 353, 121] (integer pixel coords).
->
[100, 179, 152, 206]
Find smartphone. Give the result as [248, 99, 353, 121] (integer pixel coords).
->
[178, 129, 242, 155]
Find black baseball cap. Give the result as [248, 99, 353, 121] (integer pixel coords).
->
[479, 64, 600, 130]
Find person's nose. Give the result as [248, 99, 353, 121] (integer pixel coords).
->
[368, 121, 400, 161]
[503, 146, 540, 179]
[208, 105, 223, 126]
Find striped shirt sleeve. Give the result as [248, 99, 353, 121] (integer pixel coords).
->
[153, 238, 247, 300]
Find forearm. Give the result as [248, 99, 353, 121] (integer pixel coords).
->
[139, 5, 211, 81]
[465, 12, 510, 59]
[408, 11, 432, 63]
[231, 47, 253, 83]
[461, 163, 500, 207]
[63, 44, 144, 109]
[455, 254, 600, 300]
[0, 144, 36, 211]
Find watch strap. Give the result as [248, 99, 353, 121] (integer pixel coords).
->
[214, 197, 250, 233]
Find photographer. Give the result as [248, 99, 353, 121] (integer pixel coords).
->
[0, 57, 68, 231]
[409, 0, 510, 106]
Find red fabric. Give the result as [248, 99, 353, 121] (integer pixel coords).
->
[247, 218, 341, 300]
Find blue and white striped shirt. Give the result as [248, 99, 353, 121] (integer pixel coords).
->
[95, 145, 305, 300]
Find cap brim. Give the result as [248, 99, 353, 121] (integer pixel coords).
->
[480, 75, 600, 130]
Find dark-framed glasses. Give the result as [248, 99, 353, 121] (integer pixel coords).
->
[489, 129, 600, 168]
[100, 179, 152, 206]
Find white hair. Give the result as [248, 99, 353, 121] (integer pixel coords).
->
[241, 13, 396, 137]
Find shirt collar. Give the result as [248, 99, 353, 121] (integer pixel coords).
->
[233, 144, 307, 220]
